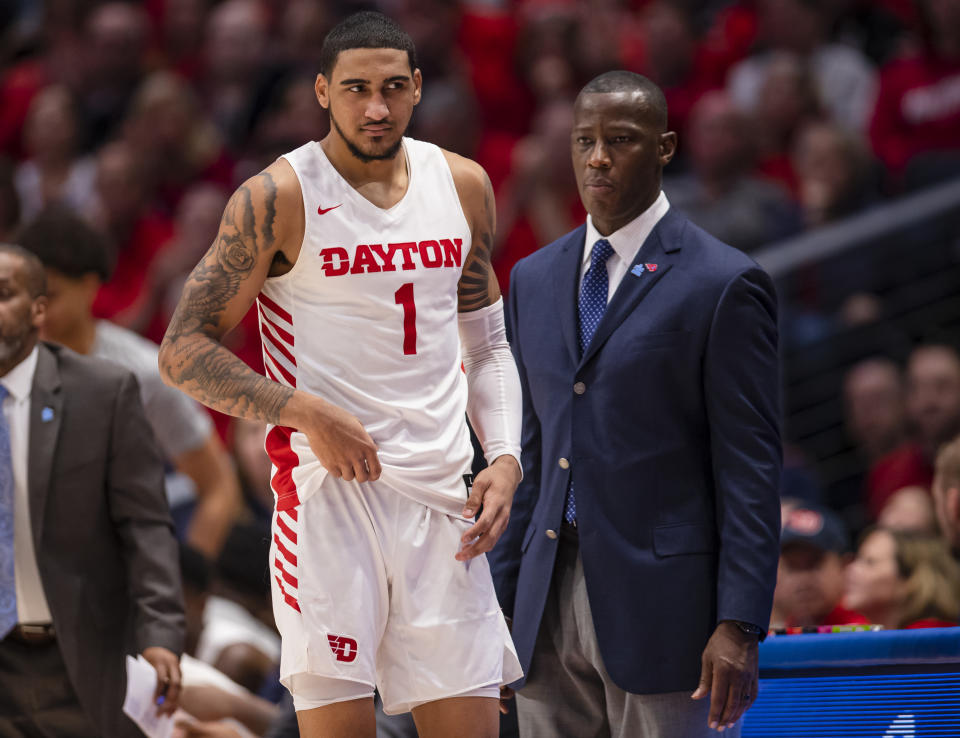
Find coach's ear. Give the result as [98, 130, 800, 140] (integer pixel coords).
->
[315, 73, 330, 109]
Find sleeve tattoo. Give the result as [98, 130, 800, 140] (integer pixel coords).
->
[458, 171, 498, 312]
[160, 172, 294, 425]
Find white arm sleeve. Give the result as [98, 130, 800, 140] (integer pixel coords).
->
[458, 298, 523, 470]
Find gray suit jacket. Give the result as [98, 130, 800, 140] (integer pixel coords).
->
[29, 342, 185, 737]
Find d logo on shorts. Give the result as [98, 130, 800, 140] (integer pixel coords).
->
[327, 633, 359, 663]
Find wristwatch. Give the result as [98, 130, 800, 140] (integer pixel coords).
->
[730, 620, 764, 638]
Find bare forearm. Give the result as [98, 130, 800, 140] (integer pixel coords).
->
[178, 437, 244, 558]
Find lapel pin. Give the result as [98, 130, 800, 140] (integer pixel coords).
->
[645, 263, 658, 272]
[630, 264, 646, 277]
[41, 407, 54, 422]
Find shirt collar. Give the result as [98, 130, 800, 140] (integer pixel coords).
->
[1, 344, 40, 402]
[583, 191, 670, 269]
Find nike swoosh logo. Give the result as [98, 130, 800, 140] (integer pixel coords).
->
[317, 204, 342, 215]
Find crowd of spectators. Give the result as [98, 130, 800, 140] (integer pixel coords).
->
[1, 0, 959, 734]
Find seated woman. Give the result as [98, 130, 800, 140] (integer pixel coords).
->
[844, 527, 960, 629]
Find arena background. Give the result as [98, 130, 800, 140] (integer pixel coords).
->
[1, 0, 959, 736]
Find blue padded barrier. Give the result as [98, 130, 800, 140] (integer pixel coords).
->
[743, 628, 960, 737]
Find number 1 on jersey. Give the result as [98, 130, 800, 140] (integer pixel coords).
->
[394, 282, 417, 355]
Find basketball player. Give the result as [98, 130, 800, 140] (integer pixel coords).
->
[159, 12, 523, 738]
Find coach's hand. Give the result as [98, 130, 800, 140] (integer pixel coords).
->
[456, 455, 522, 561]
[305, 399, 381, 483]
[691, 621, 759, 732]
[142, 646, 182, 717]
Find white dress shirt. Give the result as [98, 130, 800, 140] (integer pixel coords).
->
[1, 345, 53, 624]
[581, 190, 670, 303]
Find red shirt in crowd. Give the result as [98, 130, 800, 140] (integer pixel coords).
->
[865, 442, 934, 520]
[93, 212, 174, 326]
[870, 52, 960, 175]
[904, 618, 957, 629]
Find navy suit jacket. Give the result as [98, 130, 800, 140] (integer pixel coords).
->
[488, 208, 782, 694]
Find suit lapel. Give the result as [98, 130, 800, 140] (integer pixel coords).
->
[551, 225, 587, 367]
[28, 344, 62, 546]
[579, 209, 684, 368]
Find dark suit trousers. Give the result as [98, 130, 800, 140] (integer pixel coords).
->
[0, 634, 98, 737]
[515, 530, 737, 738]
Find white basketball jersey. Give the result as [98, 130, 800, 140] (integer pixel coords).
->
[259, 138, 475, 516]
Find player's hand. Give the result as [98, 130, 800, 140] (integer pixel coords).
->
[691, 621, 759, 732]
[304, 399, 381, 482]
[142, 646, 182, 717]
[456, 455, 522, 561]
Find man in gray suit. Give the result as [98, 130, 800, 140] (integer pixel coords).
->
[0, 244, 185, 736]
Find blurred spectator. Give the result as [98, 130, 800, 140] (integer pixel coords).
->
[751, 51, 822, 195]
[516, 6, 582, 109]
[90, 140, 175, 329]
[0, 156, 20, 241]
[932, 435, 960, 557]
[728, 0, 878, 131]
[410, 79, 480, 159]
[129, 182, 229, 341]
[123, 71, 235, 213]
[178, 546, 280, 737]
[792, 120, 878, 227]
[274, 0, 332, 76]
[878, 486, 938, 535]
[158, 0, 211, 80]
[181, 544, 213, 657]
[492, 100, 584, 292]
[869, 0, 960, 186]
[394, 0, 466, 84]
[229, 417, 274, 527]
[196, 523, 280, 694]
[199, 0, 270, 151]
[867, 344, 960, 518]
[79, 2, 152, 149]
[844, 357, 906, 464]
[781, 443, 824, 503]
[664, 91, 801, 252]
[626, 1, 724, 150]
[241, 74, 329, 180]
[19, 206, 243, 559]
[771, 503, 868, 628]
[844, 528, 960, 628]
[457, 3, 532, 138]
[14, 85, 96, 221]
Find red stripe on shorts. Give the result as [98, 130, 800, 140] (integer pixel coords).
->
[277, 514, 297, 545]
[275, 575, 301, 613]
[275, 558, 298, 588]
[274, 533, 298, 566]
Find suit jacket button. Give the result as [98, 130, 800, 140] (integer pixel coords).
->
[545, 529, 558, 539]
[558, 457, 570, 469]
[573, 381, 586, 395]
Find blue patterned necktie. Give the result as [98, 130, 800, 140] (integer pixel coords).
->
[564, 239, 616, 525]
[0, 384, 16, 638]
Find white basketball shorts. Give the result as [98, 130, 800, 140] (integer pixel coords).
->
[269, 472, 523, 714]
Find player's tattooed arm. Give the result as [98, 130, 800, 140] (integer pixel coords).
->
[447, 153, 502, 312]
[159, 166, 297, 425]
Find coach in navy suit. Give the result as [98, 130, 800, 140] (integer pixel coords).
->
[488, 71, 782, 737]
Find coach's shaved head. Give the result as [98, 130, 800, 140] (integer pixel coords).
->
[577, 71, 668, 131]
